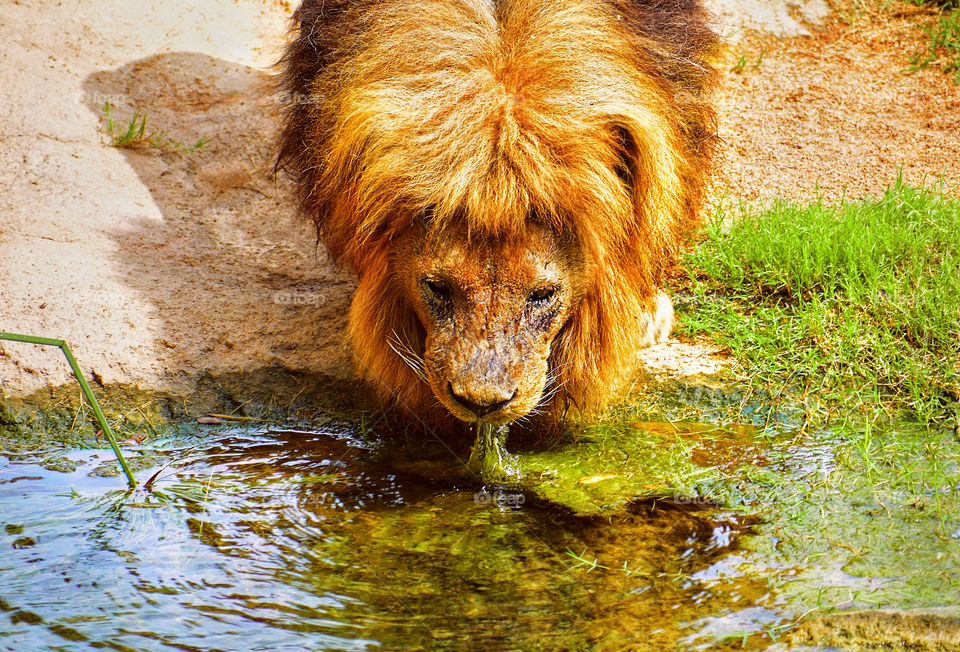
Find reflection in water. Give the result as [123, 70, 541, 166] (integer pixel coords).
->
[0, 427, 774, 650]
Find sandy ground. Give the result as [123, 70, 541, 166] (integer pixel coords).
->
[0, 0, 355, 399]
[1, 0, 958, 402]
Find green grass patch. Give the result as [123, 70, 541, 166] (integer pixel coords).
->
[908, 2, 960, 83]
[102, 100, 209, 152]
[681, 177, 960, 426]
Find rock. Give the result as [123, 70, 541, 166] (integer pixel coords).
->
[786, 608, 960, 651]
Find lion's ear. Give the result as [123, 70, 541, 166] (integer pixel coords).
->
[612, 126, 638, 194]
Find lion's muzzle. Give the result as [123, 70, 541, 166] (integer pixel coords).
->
[447, 381, 517, 419]
[427, 326, 549, 425]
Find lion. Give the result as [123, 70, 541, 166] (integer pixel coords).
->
[276, 0, 718, 431]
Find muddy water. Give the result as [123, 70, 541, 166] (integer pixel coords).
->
[0, 425, 776, 650]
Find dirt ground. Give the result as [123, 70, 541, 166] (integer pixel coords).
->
[714, 0, 960, 201]
[1, 0, 958, 402]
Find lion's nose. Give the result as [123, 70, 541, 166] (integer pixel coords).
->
[448, 382, 517, 418]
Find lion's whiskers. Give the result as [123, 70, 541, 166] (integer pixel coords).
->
[537, 381, 569, 410]
[529, 365, 571, 418]
[388, 332, 427, 381]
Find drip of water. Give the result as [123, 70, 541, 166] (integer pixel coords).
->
[467, 422, 521, 483]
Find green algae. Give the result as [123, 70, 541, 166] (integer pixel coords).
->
[0, 385, 176, 454]
[466, 423, 521, 484]
[483, 407, 960, 646]
[463, 417, 766, 517]
[401, 377, 782, 517]
[517, 421, 742, 515]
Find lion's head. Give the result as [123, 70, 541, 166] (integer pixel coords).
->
[392, 220, 586, 424]
[277, 0, 717, 427]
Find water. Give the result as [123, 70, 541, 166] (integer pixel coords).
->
[0, 426, 774, 650]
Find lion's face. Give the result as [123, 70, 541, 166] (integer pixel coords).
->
[395, 221, 586, 425]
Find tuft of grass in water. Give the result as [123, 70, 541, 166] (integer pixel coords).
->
[681, 176, 960, 427]
[907, 1, 960, 83]
[102, 100, 209, 152]
[0, 332, 136, 486]
[564, 548, 611, 572]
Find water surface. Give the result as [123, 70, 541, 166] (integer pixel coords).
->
[0, 425, 771, 650]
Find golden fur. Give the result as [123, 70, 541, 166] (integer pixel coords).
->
[277, 0, 718, 426]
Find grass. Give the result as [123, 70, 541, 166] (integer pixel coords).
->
[730, 50, 765, 74]
[102, 100, 208, 152]
[907, 0, 960, 83]
[0, 332, 136, 486]
[680, 176, 960, 427]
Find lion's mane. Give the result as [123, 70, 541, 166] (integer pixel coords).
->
[277, 0, 718, 419]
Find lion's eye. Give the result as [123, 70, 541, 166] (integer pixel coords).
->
[527, 286, 557, 307]
[423, 278, 452, 303]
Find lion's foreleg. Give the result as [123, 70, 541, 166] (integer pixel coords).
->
[639, 291, 674, 347]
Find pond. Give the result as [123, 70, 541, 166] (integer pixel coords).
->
[1, 414, 958, 650]
[0, 424, 779, 650]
